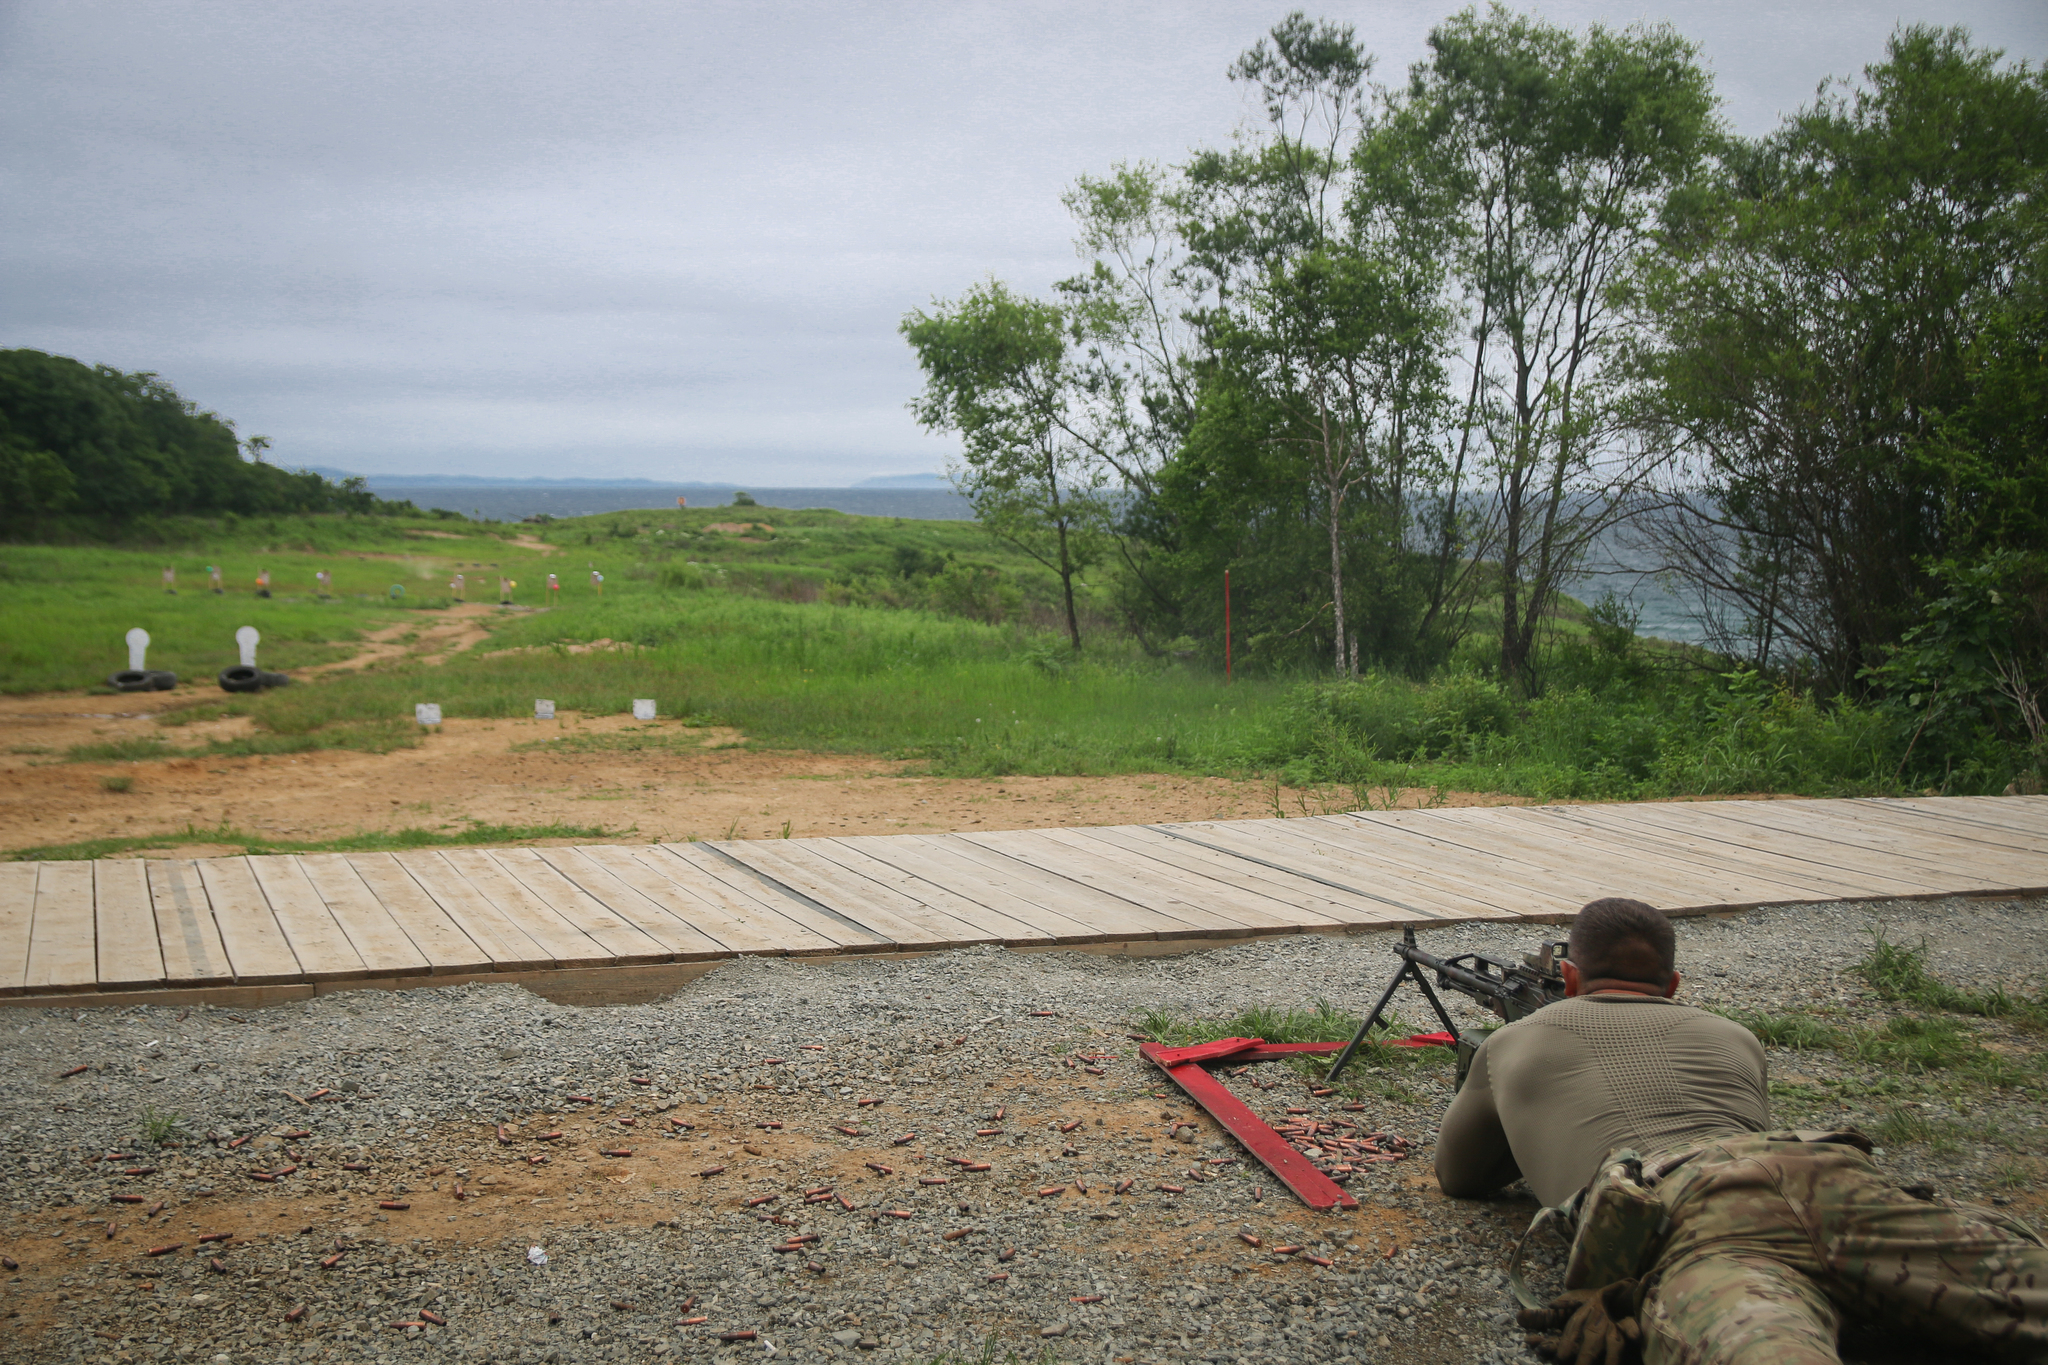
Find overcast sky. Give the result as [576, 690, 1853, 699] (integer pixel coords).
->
[3, 2, 2043, 485]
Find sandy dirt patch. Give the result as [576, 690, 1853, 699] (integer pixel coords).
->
[0, 699, 1513, 856]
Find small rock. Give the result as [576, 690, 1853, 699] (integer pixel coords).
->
[1041, 1323, 1069, 1338]
[832, 1330, 861, 1346]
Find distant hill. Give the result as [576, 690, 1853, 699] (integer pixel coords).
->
[344, 473, 736, 488]
[856, 473, 950, 488]
[0, 349, 400, 523]
[305, 469, 953, 489]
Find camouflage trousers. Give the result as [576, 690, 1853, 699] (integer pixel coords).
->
[1639, 1134, 2047, 1364]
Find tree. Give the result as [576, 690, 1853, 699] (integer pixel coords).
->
[0, 434, 76, 521]
[901, 283, 1112, 649]
[1640, 26, 2048, 693]
[1389, 5, 1719, 689]
[0, 348, 408, 524]
[1158, 14, 1456, 675]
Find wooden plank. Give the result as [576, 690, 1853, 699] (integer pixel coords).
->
[906, 834, 1193, 941]
[709, 841, 995, 950]
[195, 858, 303, 985]
[341, 854, 494, 973]
[1167, 819, 1539, 921]
[1511, 804, 1919, 902]
[245, 856, 370, 982]
[387, 851, 554, 971]
[1079, 824, 1409, 928]
[487, 847, 672, 964]
[146, 861, 234, 988]
[1496, 806, 1894, 903]
[536, 848, 732, 962]
[965, 828, 1308, 936]
[653, 843, 892, 953]
[1588, 803, 1958, 896]
[1341, 809, 1785, 911]
[1288, 816, 1593, 919]
[1144, 822, 1449, 921]
[94, 860, 165, 990]
[296, 855, 433, 977]
[1673, 801, 2048, 887]
[833, 836, 1114, 945]
[582, 845, 833, 956]
[812, 838, 1070, 945]
[0, 863, 39, 996]
[1859, 796, 2048, 844]
[25, 861, 97, 994]
[1840, 799, 2048, 857]
[432, 849, 613, 968]
[1314, 813, 1671, 913]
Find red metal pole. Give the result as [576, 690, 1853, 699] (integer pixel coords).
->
[1224, 570, 1232, 683]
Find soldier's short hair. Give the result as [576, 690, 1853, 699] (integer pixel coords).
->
[1568, 897, 1676, 985]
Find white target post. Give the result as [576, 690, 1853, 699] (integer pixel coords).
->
[236, 626, 260, 667]
[415, 703, 443, 727]
[632, 699, 656, 721]
[126, 628, 150, 671]
[535, 700, 555, 720]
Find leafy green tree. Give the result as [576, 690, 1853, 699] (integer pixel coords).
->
[902, 283, 1113, 649]
[0, 434, 76, 521]
[1641, 27, 2048, 693]
[1174, 16, 1454, 676]
[1388, 5, 1719, 689]
[0, 347, 405, 524]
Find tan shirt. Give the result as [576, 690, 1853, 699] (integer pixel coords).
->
[1435, 993, 1770, 1207]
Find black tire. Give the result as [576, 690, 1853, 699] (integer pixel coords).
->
[108, 669, 153, 692]
[218, 664, 264, 693]
[148, 670, 178, 690]
[258, 670, 290, 688]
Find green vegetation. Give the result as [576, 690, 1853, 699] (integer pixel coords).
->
[0, 507, 1974, 798]
[1708, 1009, 1842, 1052]
[0, 349, 421, 526]
[904, 14, 2048, 792]
[1714, 933, 2045, 1104]
[137, 1106, 185, 1147]
[1852, 930, 2048, 1026]
[7, 819, 625, 863]
[0, 529, 512, 694]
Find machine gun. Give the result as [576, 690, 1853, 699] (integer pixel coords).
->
[1325, 926, 1569, 1086]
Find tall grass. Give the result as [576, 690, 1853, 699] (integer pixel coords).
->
[225, 593, 1284, 776]
[0, 535, 512, 693]
[1852, 931, 2047, 1026]
[6, 509, 1953, 798]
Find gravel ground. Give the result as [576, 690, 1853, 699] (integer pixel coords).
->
[3, 894, 2044, 1365]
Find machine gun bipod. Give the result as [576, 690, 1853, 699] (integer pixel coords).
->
[1325, 926, 1569, 1086]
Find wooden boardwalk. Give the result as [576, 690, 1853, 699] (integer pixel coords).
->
[4, 796, 2044, 1009]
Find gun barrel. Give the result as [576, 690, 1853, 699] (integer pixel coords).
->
[1396, 942, 1564, 1021]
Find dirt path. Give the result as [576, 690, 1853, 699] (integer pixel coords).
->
[291, 600, 507, 676]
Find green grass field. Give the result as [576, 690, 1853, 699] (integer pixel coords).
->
[0, 507, 1950, 800]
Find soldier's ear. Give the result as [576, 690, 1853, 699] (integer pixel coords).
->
[1662, 971, 1682, 999]
[1561, 960, 1584, 998]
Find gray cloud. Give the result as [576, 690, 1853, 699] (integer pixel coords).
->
[3, 0, 2042, 482]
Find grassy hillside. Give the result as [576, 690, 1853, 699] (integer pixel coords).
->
[0, 507, 1946, 799]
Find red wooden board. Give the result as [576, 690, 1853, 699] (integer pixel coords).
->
[1140, 1042, 1358, 1211]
